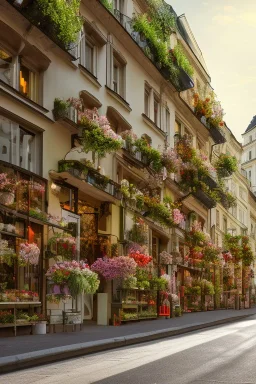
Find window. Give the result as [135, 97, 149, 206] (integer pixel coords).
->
[144, 85, 150, 117]
[249, 170, 252, 181]
[153, 93, 160, 126]
[223, 217, 227, 233]
[249, 151, 252, 160]
[249, 135, 253, 143]
[239, 209, 245, 224]
[231, 205, 237, 218]
[19, 63, 38, 102]
[175, 120, 181, 135]
[80, 35, 96, 76]
[0, 48, 12, 86]
[112, 52, 125, 98]
[216, 210, 220, 227]
[114, 0, 124, 12]
[164, 107, 170, 133]
[0, 115, 42, 174]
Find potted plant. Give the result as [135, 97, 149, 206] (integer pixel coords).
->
[0, 173, 16, 206]
[215, 154, 237, 178]
[53, 98, 70, 120]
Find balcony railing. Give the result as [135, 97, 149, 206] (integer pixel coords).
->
[7, 0, 79, 59]
[113, 9, 194, 92]
[197, 115, 226, 144]
[58, 160, 121, 200]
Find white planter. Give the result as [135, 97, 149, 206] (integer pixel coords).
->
[32, 321, 47, 335]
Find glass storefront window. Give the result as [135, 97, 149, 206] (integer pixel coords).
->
[0, 162, 47, 214]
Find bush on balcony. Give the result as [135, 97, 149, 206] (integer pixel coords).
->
[80, 109, 123, 158]
[134, 138, 162, 172]
[53, 98, 70, 120]
[24, 0, 83, 48]
[172, 43, 194, 77]
[193, 92, 224, 130]
[241, 236, 254, 266]
[215, 154, 238, 178]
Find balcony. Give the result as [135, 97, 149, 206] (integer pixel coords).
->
[7, 0, 78, 59]
[56, 160, 121, 203]
[195, 114, 226, 145]
[112, 9, 194, 92]
[52, 105, 79, 134]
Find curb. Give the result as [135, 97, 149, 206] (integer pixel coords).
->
[0, 313, 253, 374]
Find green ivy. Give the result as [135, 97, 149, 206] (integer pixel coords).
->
[35, 0, 83, 47]
[172, 43, 194, 76]
[100, 0, 113, 11]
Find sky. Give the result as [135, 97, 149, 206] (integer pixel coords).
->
[166, 0, 256, 142]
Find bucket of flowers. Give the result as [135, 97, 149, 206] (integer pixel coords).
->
[46, 260, 100, 298]
[0, 173, 16, 206]
[48, 234, 76, 260]
[19, 243, 40, 266]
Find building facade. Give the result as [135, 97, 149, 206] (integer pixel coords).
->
[0, 0, 255, 333]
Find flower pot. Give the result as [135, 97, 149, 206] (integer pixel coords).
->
[0, 192, 14, 206]
[62, 285, 70, 295]
[32, 321, 47, 335]
[53, 284, 61, 294]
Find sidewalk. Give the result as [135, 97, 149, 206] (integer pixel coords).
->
[1, 308, 256, 373]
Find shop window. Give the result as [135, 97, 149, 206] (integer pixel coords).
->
[58, 184, 77, 213]
[0, 48, 13, 86]
[0, 115, 42, 174]
[19, 63, 38, 102]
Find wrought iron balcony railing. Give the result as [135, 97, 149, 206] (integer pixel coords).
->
[58, 160, 121, 200]
[113, 9, 194, 92]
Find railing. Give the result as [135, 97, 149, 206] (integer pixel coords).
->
[196, 115, 226, 144]
[7, 0, 79, 59]
[58, 160, 121, 200]
[113, 9, 194, 92]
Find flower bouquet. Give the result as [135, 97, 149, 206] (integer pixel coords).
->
[19, 243, 40, 265]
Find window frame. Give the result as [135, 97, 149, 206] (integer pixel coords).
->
[153, 93, 160, 127]
[112, 51, 125, 98]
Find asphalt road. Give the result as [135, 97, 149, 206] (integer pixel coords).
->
[2, 316, 256, 384]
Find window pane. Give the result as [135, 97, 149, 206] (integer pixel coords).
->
[113, 65, 118, 93]
[85, 43, 93, 73]
[19, 65, 30, 98]
[165, 109, 170, 132]
[0, 115, 40, 173]
[154, 97, 159, 125]
[0, 49, 12, 86]
[175, 120, 181, 135]
[144, 90, 149, 116]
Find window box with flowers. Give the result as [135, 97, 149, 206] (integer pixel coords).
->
[215, 154, 238, 178]
[0, 173, 16, 206]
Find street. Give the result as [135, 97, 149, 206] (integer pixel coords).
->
[2, 316, 256, 384]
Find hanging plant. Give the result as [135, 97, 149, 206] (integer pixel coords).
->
[91, 256, 137, 280]
[19, 243, 40, 266]
[215, 154, 238, 178]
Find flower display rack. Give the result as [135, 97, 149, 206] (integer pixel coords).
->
[112, 288, 157, 323]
